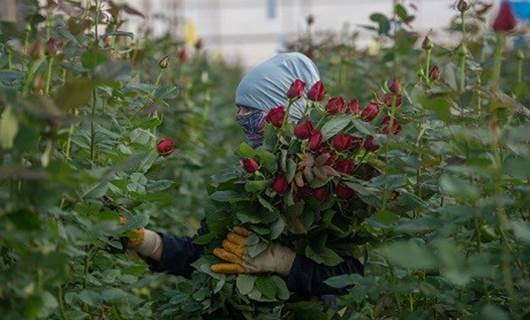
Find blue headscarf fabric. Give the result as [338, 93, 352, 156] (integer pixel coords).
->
[235, 52, 321, 147]
[235, 52, 321, 119]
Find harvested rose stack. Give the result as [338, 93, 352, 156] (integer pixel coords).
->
[208, 77, 404, 273]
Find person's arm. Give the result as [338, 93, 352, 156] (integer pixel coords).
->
[142, 231, 203, 277]
[124, 220, 208, 278]
[286, 254, 364, 297]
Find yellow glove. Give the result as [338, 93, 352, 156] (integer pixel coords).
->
[119, 215, 145, 249]
[211, 226, 296, 276]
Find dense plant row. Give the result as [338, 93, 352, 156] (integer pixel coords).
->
[0, 1, 243, 319]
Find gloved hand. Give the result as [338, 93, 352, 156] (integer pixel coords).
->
[210, 225, 296, 276]
[119, 216, 162, 260]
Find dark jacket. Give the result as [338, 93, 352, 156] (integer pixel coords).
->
[145, 227, 364, 297]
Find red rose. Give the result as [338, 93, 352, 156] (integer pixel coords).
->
[381, 93, 402, 108]
[429, 65, 441, 82]
[294, 120, 314, 139]
[241, 157, 259, 173]
[312, 187, 327, 202]
[266, 106, 286, 127]
[178, 49, 188, 62]
[493, 1, 517, 32]
[381, 116, 401, 135]
[272, 176, 289, 194]
[361, 102, 380, 122]
[46, 37, 62, 56]
[287, 79, 305, 100]
[388, 79, 401, 94]
[332, 133, 354, 152]
[156, 137, 175, 156]
[334, 159, 355, 175]
[326, 96, 345, 115]
[363, 136, 380, 152]
[308, 130, 323, 151]
[307, 80, 326, 102]
[347, 99, 361, 115]
[336, 182, 354, 200]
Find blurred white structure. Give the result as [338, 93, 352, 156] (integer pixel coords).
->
[121, 0, 503, 67]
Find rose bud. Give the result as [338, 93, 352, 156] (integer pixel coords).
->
[241, 157, 259, 173]
[308, 130, 323, 151]
[326, 96, 345, 115]
[307, 80, 326, 102]
[159, 55, 170, 69]
[272, 175, 289, 194]
[30, 41, 44, 59]
[47, 0, 58, 9]
[332, 133, 353, 152]
[33, 76, 44, 92]
[287, 79, 305, 100]
[493, 1, 517, 32]
[46, 37, 62, 56]
[361, 102, 380, 122]
[294, 120, 314, 140]
[347, 99, 361, 114]
[312, 187, 327, 202]
[388, 79, 401, 94]
[421, 35, 433, 50]
[380, 93, 402, 108]
[457, 0, 469, 12]
[266, 106, 286, 127]
[156, 137, 175, 156]
[363, 136, 380, 152]
[336, 182, 354, 200]
[318, 148, 336, 165]
[178, 49, 188, 62]
[381, 116, 401, 135]
[334, 159, 355, 175]
[429, 65, 441, 82]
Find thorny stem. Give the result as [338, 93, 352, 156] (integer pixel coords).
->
[459, 11, 466, 94]
[90, 89, 97, 163]
[517, 56, 523, 85]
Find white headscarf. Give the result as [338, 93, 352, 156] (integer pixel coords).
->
[235, 52, 320, 121]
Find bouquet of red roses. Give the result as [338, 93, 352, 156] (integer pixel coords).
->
[190, 78, 403, 313]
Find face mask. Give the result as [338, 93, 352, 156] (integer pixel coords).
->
[236, 109, 266, 149]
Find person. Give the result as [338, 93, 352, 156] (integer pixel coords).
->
[124, 52, 364, 298]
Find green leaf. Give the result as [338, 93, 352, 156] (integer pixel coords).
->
[244, 180, 269, 193]
[351, 119, 374, 135]
[0, 105, 18, 149]
[286, 158, 297, 183]
[55, 78, 95, 110]
[236, 211, 262, 224]
[238, 142, 256, 157]
[305, 234, 344, 266]
[321, 115, 351, 141]
[419, 96, 451, 122]
[480, 305, 509, 320]
[440, 174, 480, 200]
[369, 13, 391, 34]
[236, 274, 256, 295]
[210, 190, 247, 202]
[379, 240, 436, 269]
[81, 49, 108, 70]
[255, 277, 277, 300]
[324, 273, 363, 288]
[256, 148, 277, 172]
[270, 276, 290, 300]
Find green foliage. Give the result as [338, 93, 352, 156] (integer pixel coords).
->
[1, 1, 530, 320]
